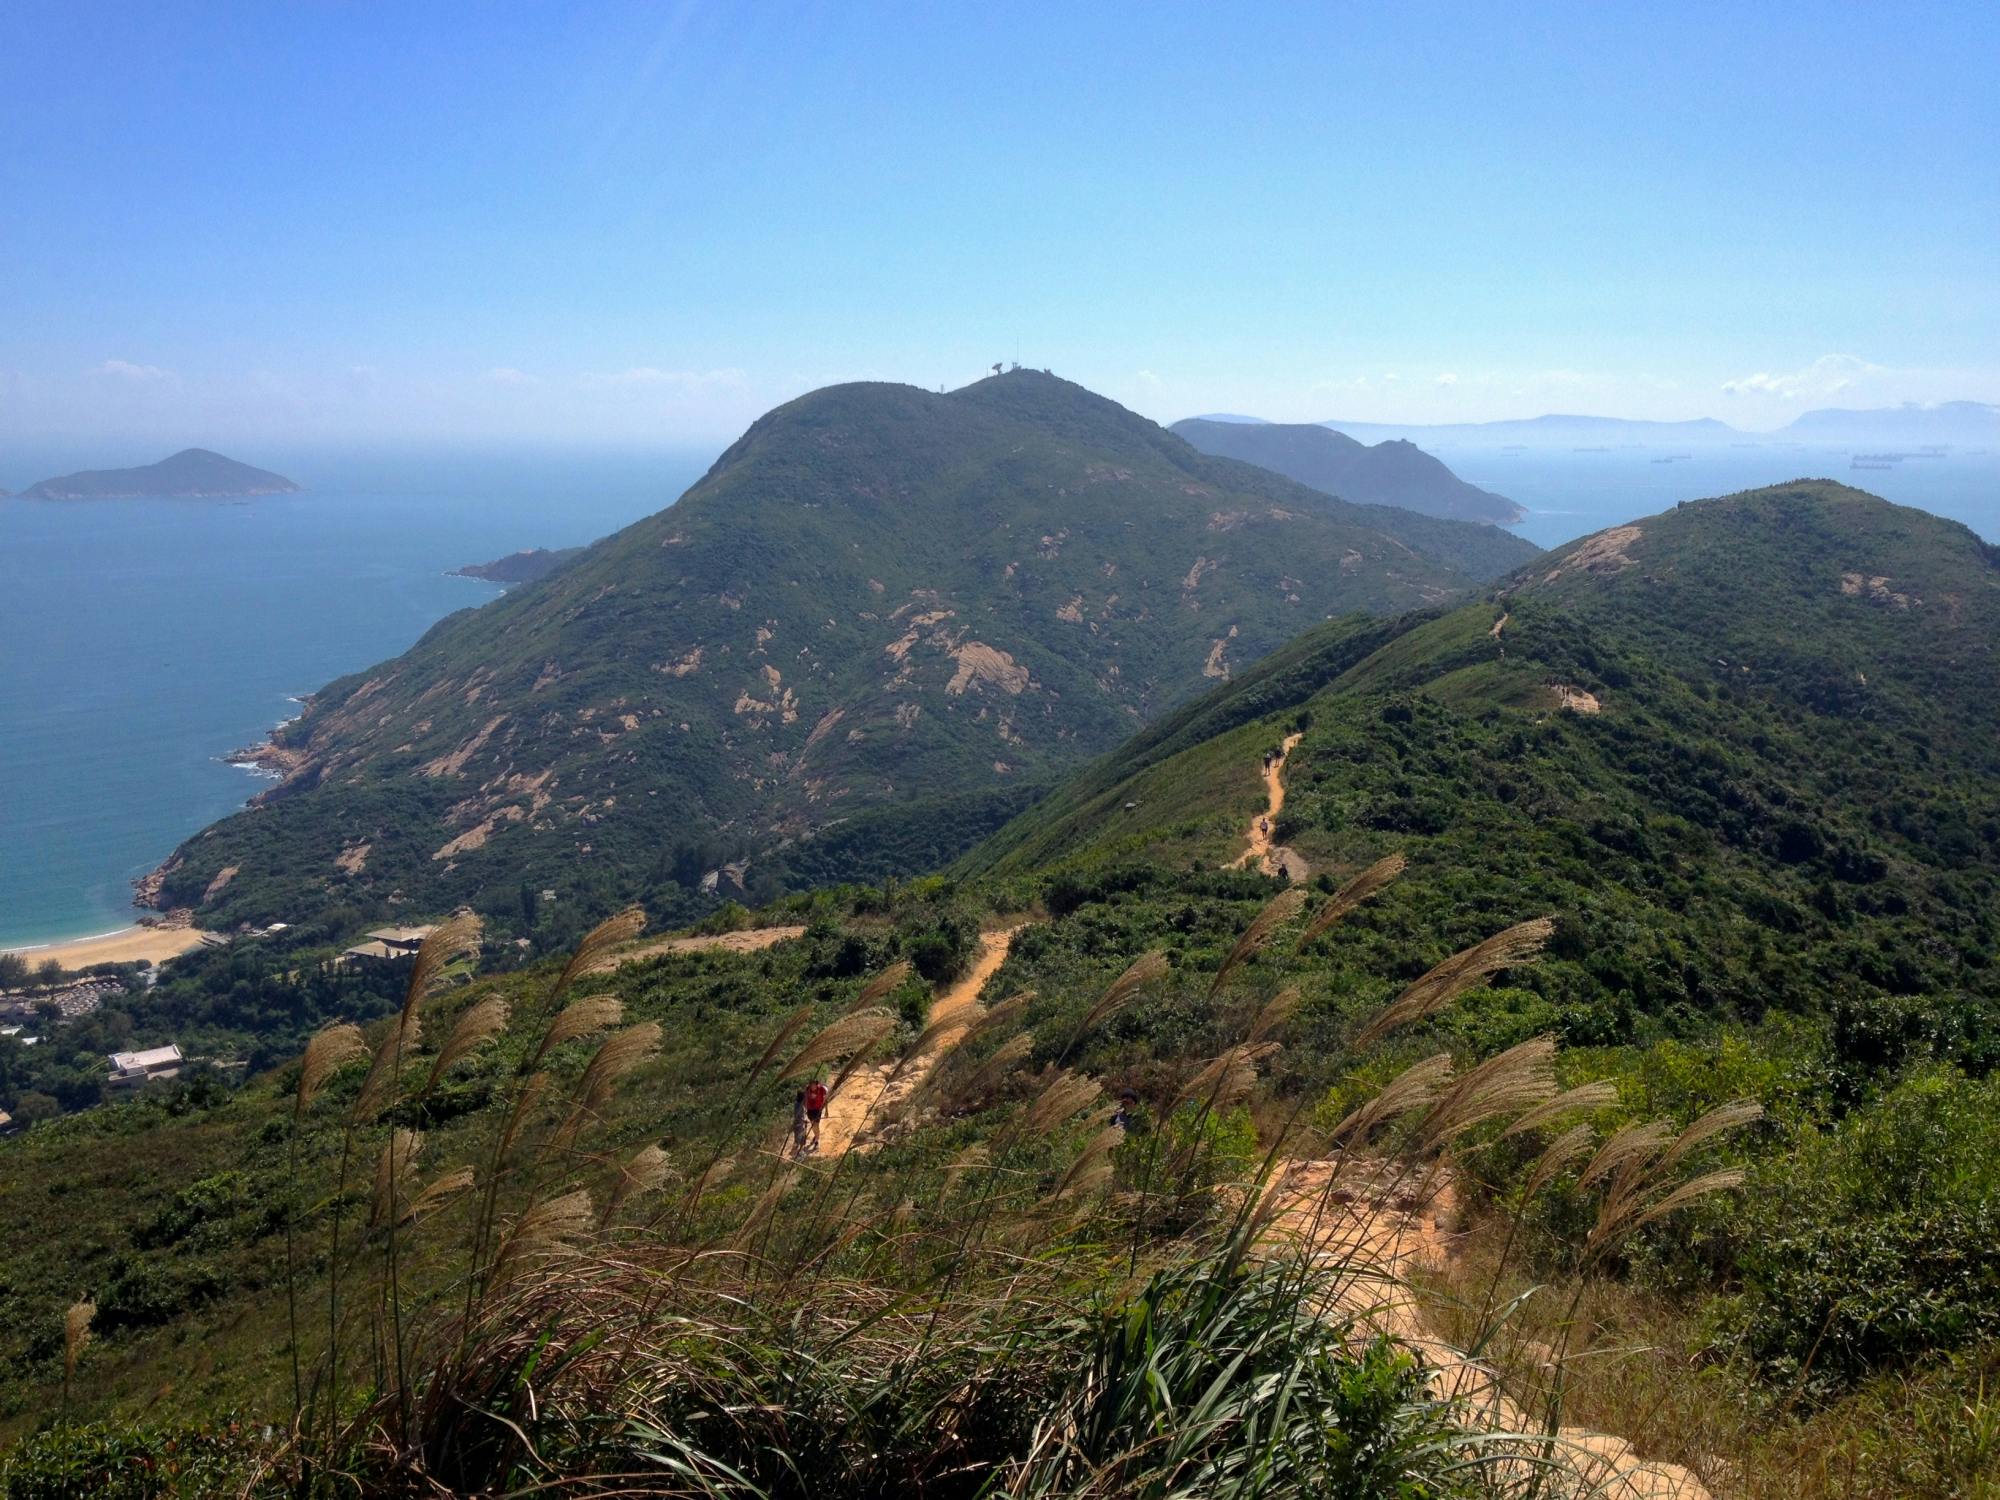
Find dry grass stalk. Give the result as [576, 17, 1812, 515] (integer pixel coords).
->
[351, 1011, 423, 1121]
[1524, 1123, 1597, 1200]
[1501, 1080, 1620, 1139]
[826, 1038, 885, 1104]
[943, 1142, 991, 1193]
[498, 1071, 551, 1162]
[946, 1032, 1035, 1112]
[780, 1009, 895, 1083]
[552, 1022, 663, 1150]
[551, 906, 646, 994]
[1351, 917, 1554, 1049]
[402, 1165, 476, 1227]
[1209, 888, 1307, 997]
[843, 959, 912, 1016]
[684, 1155, 735, 1214]
[1615, 1168, 1748, 1239]
[1081, 950, 1169, 1036]
[534, 994, 624, 1062]
[1024, 1071, 1102, 1136]
[1174, 1042, 1281, 1114]
[1296, 853, 1407, 950]
[1054, 1125, 1123, 1199]
[1657, 1100, 1764, 1175]
[1415, 1036, 1558, 1152]
[1577, 1119, 1674, 1192]
[369, 1128, 425, 1229]
[498, 1187, 596, 1272]
[604, 1144, 677, 1224]
[745, 1002, 817, 1086]
[1330, 1053, 1454, 1145]
[1247, 985, 1301, 1045]
[404, 911, 484, 1011]
[961, 993, 1033, 1051]
[296, 1022, 368, 1118]
[423, 996, 509, 1092]
[729, 1169, 798, 1251]
[63, 1300, 94, 1383]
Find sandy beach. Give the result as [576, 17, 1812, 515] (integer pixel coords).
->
[3, 924, 211, 972]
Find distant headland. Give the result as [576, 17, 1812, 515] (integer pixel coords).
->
[18, 447, 301, 500]
[451, 546, 583, 585]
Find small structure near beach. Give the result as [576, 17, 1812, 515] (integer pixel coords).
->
[107, 1044, 186, 1088]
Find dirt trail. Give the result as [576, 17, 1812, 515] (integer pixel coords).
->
[1231, 731, 1306, 879]
[615, 924, 807, 969]
[816, 926, 1023, 1158]
[1265, 1161, 1710, 1499]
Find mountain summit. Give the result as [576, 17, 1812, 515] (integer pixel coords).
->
[19, 448, 300, 500]
[147, 371, 1537, 929]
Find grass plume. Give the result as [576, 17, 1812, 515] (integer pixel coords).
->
[1296, 853, 1407, 950]
[1351, 916, 1554, 1049]
[1209, 887, 1307, 997]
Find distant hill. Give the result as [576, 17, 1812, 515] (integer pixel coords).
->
[1173, 417, 1523, 524]
[146, 371, 1539, 933]
[965, 477, 2000, 1041]
[452, 547, 584, 586]
[1315, 413, 1741, 449]
[1776, 401, 2000, 447]
[20, 448, 300, 500]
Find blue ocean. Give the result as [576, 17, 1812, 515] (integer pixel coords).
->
[1, 439, 1992, 949]
[0, 446, 713, 949]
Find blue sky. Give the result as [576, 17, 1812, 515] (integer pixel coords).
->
[3, 0, 1996, 446]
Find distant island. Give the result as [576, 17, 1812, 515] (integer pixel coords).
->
[451, 546, 583, 585]
[19, 448, 300, 500]
[1173, 417, 1524, 525]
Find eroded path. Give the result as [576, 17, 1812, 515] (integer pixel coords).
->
[1231, 731, 1306, 879]
[615, 924, 808, 969]
[817, 926, 1024, 1158]
[1265, 1161, 1711, 1499]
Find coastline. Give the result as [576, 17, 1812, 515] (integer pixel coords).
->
[2, 923, 210, 971]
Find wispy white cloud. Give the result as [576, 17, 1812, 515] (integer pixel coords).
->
[483, 366, 538, 387]
[1434, 371, 1458, 387]
[1135, 369, 1161, 387]
[1721, 352, 1883, 400]
[94, 358, 172, 382]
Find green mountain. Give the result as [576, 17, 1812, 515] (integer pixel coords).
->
[149, 372, 1539, 931]
[967, 479, 2000, 1043]
[1172, 416, 1524, 524]
[19, 448, 300, 500]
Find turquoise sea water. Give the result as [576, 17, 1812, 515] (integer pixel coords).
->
[0, 439, 1991, 950]
[0, 447, 712, 949]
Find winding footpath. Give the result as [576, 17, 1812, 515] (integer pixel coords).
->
[817, 926, 1024, 1157]
[1231, 731, 1308, 880]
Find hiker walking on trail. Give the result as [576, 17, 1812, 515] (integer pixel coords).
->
[804, 1077, 828, 1151]
[791, 1089, 810, 1157]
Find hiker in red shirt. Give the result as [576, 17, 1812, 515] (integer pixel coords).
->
[803, 1078, 828, 1151]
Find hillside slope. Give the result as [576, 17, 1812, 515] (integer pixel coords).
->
[1173, 416, 1524, 523]
[150, 372, 1539, 930]
[967, 480, 2000, 1040]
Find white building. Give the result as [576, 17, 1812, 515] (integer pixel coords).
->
[107, 1044, 185, 1087]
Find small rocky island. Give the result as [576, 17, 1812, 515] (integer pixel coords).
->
[452, 546, 582, 585]
[19, 448, 300, 500]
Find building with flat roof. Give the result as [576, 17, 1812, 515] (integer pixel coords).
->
[108, 1044, 185, 1087]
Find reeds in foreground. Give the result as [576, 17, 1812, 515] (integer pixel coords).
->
[1351, 916, 1554, 1049]
[1296, 853, 1407, 950]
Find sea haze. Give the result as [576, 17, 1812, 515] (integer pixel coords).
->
[0, 446, 712, 948]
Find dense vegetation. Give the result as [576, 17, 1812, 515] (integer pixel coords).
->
[149, 371, 1536, 940]
[4, 479, 1998, 1495]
